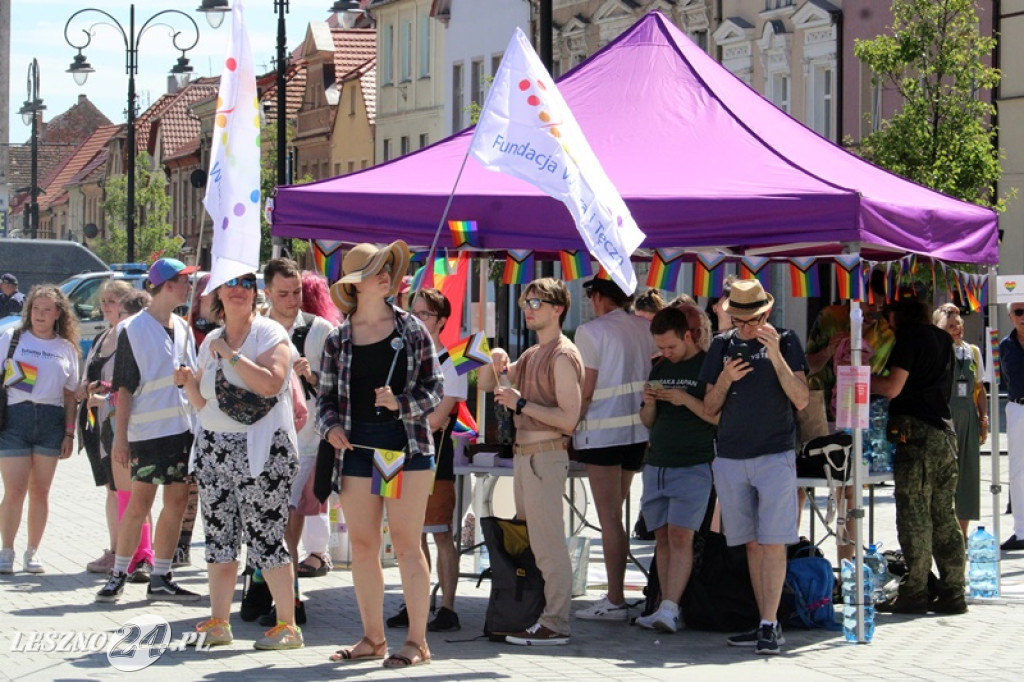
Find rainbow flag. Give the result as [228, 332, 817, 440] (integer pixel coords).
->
[834, 254, 862, 301]
[447, 331, 492, 376]
[448, 220, 480, 248]
[453, 401, 478, 441]
[789, 257, 820, 297]
[965, 275, 981, 312]
[740, 255, 772, 291]
[312, 240, 344, 283]
[560, 250, 594, 281]
[990, 328, 1001, 384]
[4, 361, 36, 393]
[370, 448, 405, 498]
[503, 250, 534, 285]
[646, 248, 684, 290]
[693, 253, 727, 297]
[411, 256, 454, 292]
[86, 408, 96, 432]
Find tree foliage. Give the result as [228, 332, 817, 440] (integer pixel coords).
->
[853, 0, 1008, 211]
[93, 152, 181, 265]
[261, 122, 311, 263]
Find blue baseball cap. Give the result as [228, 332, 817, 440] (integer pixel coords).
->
[148, 258, 197, 287]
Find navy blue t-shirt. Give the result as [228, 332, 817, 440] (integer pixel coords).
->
[699, 329, 809, 460]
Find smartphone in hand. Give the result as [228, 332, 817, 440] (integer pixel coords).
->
[645, 380, 665, 391]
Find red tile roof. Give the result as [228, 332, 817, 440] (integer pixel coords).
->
[36, 95, 112, 147]
[332, 28, 377, 77]
[259, 60, 309, 126]
[147, 77, 220, 160]
[36, 124, 120, 211]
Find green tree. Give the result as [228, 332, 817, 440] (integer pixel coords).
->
[261, 121, 311, 263]
[853, 0, 1008, 211]
[93, 151, 181, 265]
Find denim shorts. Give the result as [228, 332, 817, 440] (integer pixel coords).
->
[342, 420, 435, 478]
[0, 402, 66, 457]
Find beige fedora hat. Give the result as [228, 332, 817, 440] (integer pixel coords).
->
[720, 278, 774, 317]
[329, 240, 411, 314]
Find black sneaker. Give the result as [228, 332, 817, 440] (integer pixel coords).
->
[240, 574, 273, 621]
[129, 560, 153, 584]
[930, 593, 968, 615]
[387, 604, 409, 628]
[727, 623, 785, 647]
[1000, 534, 1024, 551]
[147, 573, 201, 602]
[259, 600, 307, 626]
[754, 623, 780, 655]
[96, 571, 128, 603]
[428, 606, 461, 632]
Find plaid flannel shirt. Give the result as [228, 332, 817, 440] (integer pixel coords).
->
[317, 306, 442, 456]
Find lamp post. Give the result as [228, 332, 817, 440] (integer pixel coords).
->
[17, 59, 45, 240]
[64, 5, 200, 263]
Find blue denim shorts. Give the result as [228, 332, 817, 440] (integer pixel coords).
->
[0, 402, 66, 457]
[342, 420, 435, 478]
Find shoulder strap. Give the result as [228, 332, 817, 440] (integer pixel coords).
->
[2, 330, 20, 379]
[437, 350, 450, 365]
[291, 315, 315, 358]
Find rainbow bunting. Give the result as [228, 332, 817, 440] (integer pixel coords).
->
[693, 253, 727, 297]
[503, 250, 534, 285]
[370, 448, 405, 498]
[453, 401, 479, 441]
[980, 276, 989, 308]
[740, 256, 772, 291]
[312, 240, 344, 283]
[560, 250, 594, 281]
[834, 254, 862, 301]
[4, 361, 36, 393]
[448, 220, 480, 248]
[990, 328, 1001, 384]
[447, 331, 492, 376]
[646, 248, 684, 290]
[965, 275, 981, 312]
[789, 257, 820, 297]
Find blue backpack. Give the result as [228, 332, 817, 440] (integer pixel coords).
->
[781, 546, 840, 630]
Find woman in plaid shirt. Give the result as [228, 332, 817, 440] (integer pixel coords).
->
[317, 241, 442, 668]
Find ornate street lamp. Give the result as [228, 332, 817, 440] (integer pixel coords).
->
[64, 5, 200, 262]
[16, 59, 46, 240]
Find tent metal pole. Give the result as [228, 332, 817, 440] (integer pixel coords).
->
[988, 264, 1003, 590]
[846, 244, 866, 642]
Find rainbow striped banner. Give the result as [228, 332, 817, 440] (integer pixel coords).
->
[788, 257, 820, 297]
[453, 401, 478, 441]
[503, 250, 534, 285]
[312, 240, 344, 283]
[693, 253, 727, 297]
[646, 248, 684, 290]
[740, 255, 772, 291]
[834, 254, 862, 301]
[990, 328, 1001, 384]
[559, 250, 594, 281]
[370, 448, 405, 498]
[448, 331, 492, 376]
[448, 220, 480, 248]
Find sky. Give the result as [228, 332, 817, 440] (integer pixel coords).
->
[7, 0, 343, 143]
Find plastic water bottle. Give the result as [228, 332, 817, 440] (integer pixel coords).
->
[841, 559, 875, 643]
[968, 526, 999, 598]
[863, 544, 890, 604]
[865, 398, 894, 473]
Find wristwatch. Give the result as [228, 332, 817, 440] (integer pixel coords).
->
[515, 397, 528, 415]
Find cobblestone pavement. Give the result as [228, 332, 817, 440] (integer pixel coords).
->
[2, 446, 1023, 681]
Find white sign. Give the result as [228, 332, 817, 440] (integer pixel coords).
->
[996, 274, 1024, 303]
[836, 365, 870, 430]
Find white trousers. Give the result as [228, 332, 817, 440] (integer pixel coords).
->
[1008, 403, 1024, 538]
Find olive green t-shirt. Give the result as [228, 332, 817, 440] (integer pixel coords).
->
[646, 352, 716, 468]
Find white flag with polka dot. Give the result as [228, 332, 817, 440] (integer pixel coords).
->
[203, 0, 261, 294]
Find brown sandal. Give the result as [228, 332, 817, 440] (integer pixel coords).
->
[329, 636, 387, 662]
[382, 640, 431, 668]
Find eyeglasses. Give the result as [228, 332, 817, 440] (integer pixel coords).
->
[521, 298, 557, 311]
[224, 277, 257, 290]
[1012, 308, 1024, 318]
[412, 310, 439, 321]
[730, 314, 765, 328]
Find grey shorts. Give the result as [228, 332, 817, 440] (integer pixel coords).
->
[640, 462, 713, 532]
[712, 450, 798, 546]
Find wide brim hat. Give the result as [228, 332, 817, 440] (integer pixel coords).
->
[330, 240, 411, 314]
[720, 278, 774, 317]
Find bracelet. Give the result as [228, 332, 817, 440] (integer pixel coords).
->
[66, 423, 75, 432]
[230, 351, 241, 367]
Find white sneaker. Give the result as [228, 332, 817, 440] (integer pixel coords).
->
[23, 548, 44, 574]
[575, 595, 629, 621]
[0, 548, 15, 574]
[636, 605, 679, 633]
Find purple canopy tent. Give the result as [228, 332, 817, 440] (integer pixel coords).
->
[271, 11, 997, 265]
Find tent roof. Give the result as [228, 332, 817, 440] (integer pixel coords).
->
[271, 11, 997, 264]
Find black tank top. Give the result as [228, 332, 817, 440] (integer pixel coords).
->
[350, 331, 408, 422]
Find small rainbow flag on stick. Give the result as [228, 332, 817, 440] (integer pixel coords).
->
[693, 253, 727, 297]
[646, 248, 684, 290]
[560, 250, 594, 281]
[789, 257, 820, 297]
[740, 256, 772, 291]
[990, 328, 1001, 384]
[503, 250, 534, 285]
[370, 448, 405, 498]
[448, 220, 480, 248]
[312, 240, 344, 283]
[86, 408, 96, 432]
[453, 401, 478, 441]
[448, 331, 492, 376]
[834, 254, 862, 301]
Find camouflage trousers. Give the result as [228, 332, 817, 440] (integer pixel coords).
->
[890, 414, 966, 600]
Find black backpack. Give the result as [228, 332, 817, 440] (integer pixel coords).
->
[481, 517, 545, 642]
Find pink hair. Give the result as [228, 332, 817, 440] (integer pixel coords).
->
[301, 271, 342, 324]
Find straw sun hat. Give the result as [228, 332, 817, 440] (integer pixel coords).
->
[720, 279, 774, 317]
[329, 240, 412, 313]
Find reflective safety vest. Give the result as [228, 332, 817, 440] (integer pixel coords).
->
[122, 312, 195, 442]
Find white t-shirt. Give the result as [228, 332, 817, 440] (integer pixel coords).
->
[274, 311, 334, 458]
[440, 354, 468, 403]
[1, 329, 80, 407]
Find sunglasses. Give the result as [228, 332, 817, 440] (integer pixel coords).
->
[520, 298, 557, 311]
[1012, 309, 1024, 318]
[224, 277, 257, 290]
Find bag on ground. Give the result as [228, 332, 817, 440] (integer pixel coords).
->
[779, 542, 839, 630]
[680, 531, 759, 631]
[481, 516, 545, 642]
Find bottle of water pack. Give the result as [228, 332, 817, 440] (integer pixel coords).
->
[841, 559, 875, 643]
[968, 526, 999, 598]
[863, 544, 890, 605]
[865, 398, 893, 474]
